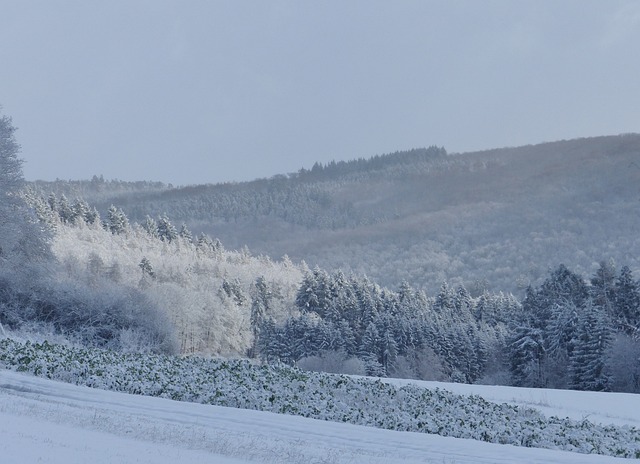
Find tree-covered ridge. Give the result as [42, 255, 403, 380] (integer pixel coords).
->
[29, 134, 640, 295]
[29, 146, 450, 232]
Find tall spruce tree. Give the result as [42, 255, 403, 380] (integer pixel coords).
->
[569, 300, 612, 391]
[614, 266, 640, 335]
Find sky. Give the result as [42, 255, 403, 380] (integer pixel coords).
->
[1, 1, 639, 186]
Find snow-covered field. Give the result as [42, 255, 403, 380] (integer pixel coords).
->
[384, 378, 640, 429]
[1, 369, 637, 464]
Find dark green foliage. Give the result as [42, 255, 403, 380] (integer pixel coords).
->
[156, 214, 177, 242]
[509, 325, 546, 387]
[249, 276, 270, 358]
[614, 266, 640, 336]
[569, 301, 613, 391]
[273, 271, 502, 383]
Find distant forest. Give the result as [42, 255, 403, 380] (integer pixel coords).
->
[30, 135, 640, 296]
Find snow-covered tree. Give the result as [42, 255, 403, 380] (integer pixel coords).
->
[249, 276, 271, 358]
[613, 266, 640, 335]
[142, 215, 158, 238]
[106, 205, 129, 234]
[157, 214, 178, 242]
[569, 300, 612, 391]
[0, 108, 49, 262]
[509, 325, 546, 387]
[179, 223, 193, 243]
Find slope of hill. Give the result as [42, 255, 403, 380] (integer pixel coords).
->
[32, 134, 640, 295]
[1, 343, 638, 463]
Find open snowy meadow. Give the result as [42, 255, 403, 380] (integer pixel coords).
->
[1, 367, 638, 464]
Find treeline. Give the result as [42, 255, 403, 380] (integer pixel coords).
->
[251, 263, 640, 393]
[30, 175, 170, 203]
[295, 146, 448, 182]
[25, 146, 449, 231]
[255, 270, 516, 383]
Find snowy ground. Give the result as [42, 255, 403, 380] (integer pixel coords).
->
[383, 378, 640, 428]
[0, 370, 636, 464]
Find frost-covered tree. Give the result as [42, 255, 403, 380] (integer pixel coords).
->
[613, 266, 640, 335]
[139, 257, 155, 279]
[142, 215, 158, 238]
[0, 108, 49, 262]
[249, 276, 271, 358]
[157, 214, 178, 242]
[509, 325, 546, 387]
[106, 205, 129, 234]
[179, 223, 193, 243]
[221, 278, 247, 307]
[569, 300, 612, 391]
[56, 194, 73, 223]
[590, 260, 617, 312]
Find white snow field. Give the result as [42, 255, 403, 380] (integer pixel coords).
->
[0, 369, 636, 464]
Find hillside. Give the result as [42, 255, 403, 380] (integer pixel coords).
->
[32, 134, 640, 295]
[1, 339, 639, 462]
[4, 369, 631, 464]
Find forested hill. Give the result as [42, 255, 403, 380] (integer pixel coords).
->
[30, 134, 640, 294]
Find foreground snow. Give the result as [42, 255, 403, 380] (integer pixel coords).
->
[0, 370, 634, 464]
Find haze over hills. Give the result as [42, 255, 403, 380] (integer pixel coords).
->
[31, 133, 640, 296]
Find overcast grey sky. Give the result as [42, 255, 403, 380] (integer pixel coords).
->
[1, 1, 639, 186]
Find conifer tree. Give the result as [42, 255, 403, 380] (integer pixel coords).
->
[106, 205, 129, 234]
[614, 266, 640, 335]
[569, 300, 612, 391]
[249, 276, 271, 358]
[157, 214, 178, 242]
[179, 223, 193, 243]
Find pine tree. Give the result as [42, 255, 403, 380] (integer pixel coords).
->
[614, 266, 640, 335]
[434, 281, 455, 314]
[57, 194, 74, 223]
[179, 223, 193, 243]
[569, 300, 612, 391]
[295, 268, 332, 316]
[509, 325, 546, 387]
[157, 214, 178, 242]
[142, 215, 158, 238]
[249, 276, 271, 358]
[106, 205, 129, 234]
[139, 257, 155, 279]
[590, 260, 617, 313]
[360, 321, 383, 375]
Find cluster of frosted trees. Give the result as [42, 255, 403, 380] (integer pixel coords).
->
[509, 263, 640, 392]
[252, 264, 640, 392]
[255, 268, 516, 383]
